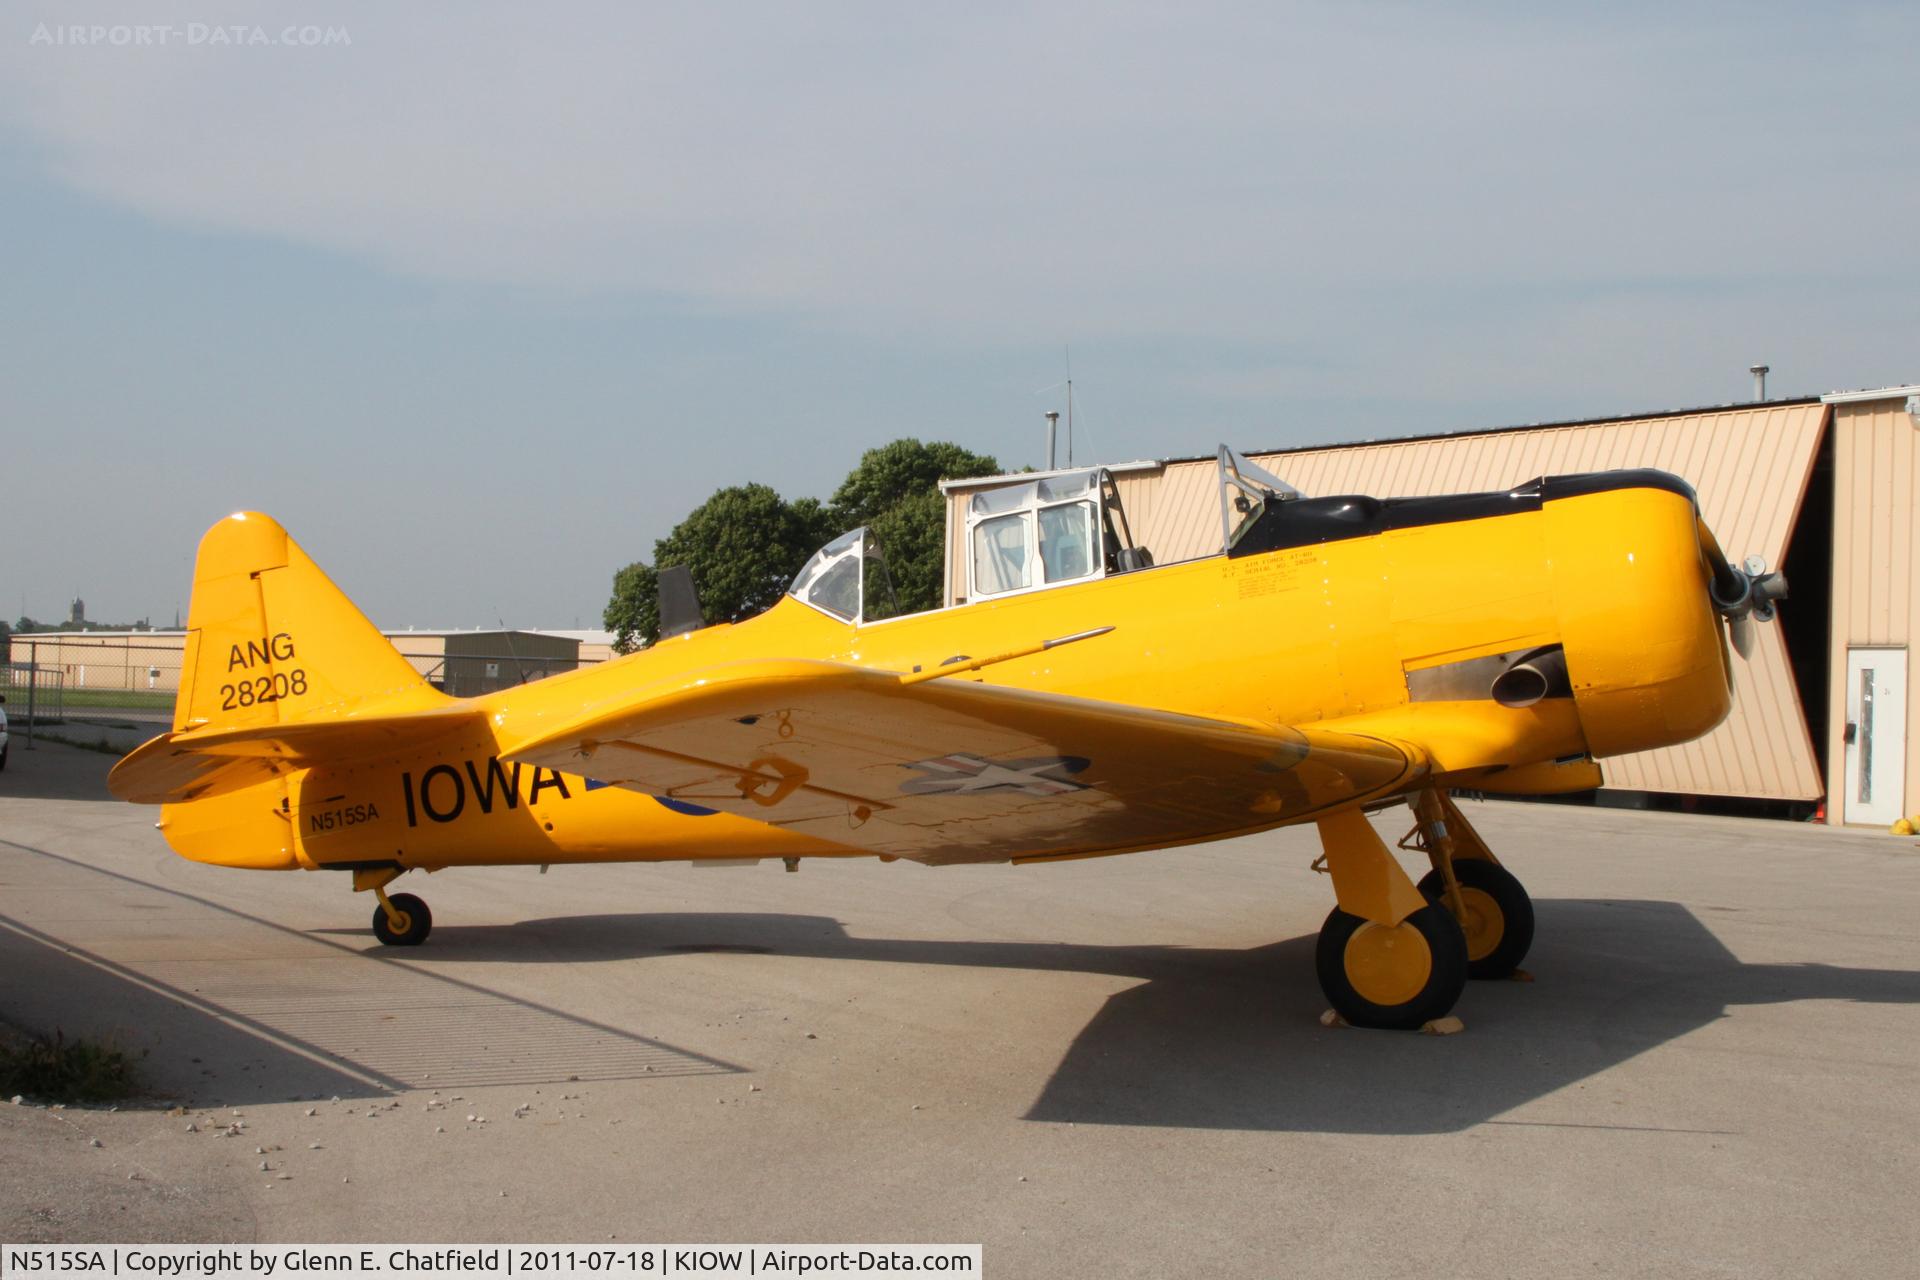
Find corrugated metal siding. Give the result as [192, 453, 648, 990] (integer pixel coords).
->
[1825, 399, 1918, 823]
[945, 403, 1830, 801]
[1116, 464, 1221, 564]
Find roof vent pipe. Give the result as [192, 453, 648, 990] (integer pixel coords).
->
[1750, 364, 1770, 401]
[1045, 411, 1060, 470]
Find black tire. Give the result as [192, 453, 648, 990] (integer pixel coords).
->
[1314, 902, 1467, 1030]
[0, 742, 8, 772]
[1417, 859, 1533, 980]
[371, 892, 432, 946]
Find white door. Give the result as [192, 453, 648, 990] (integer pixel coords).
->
[1844, 648, 1907, 827]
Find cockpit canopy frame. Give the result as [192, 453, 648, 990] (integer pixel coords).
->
[788, 448, 1307, 624]
[961, 466, 1154, 605]
[1218, 444, 1304, 553]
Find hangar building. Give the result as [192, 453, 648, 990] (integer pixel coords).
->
[941, 384, 1920, 827]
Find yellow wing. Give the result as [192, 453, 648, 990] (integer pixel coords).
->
[506, 660, 1425, 865]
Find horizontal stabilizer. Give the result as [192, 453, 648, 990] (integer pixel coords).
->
[109, 705, 483, 804]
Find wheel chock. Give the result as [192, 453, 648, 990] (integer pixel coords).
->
[1420, 1016, 1466, 1036]
[1508, 968, 1535, 983]
[1318, 1009, 1349, 1029]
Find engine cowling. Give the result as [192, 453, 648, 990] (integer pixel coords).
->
[1541, 477, 1733, 760]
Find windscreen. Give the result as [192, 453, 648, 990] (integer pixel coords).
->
[972, 513, 1031, 594]
[789, 529, 863, 621]
[1038, 502, 1095, 582]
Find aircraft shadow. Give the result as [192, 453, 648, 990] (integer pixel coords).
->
[0, 740, 119, 803]
[406, 901, 1920, 1134]
[0, 834, 743, 1106]
[0, 913, 389, 1104]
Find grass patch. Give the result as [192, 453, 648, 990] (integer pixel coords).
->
[36, 731, 128, 755]
[0, 1028, 145, 1104]
[28, 689, 176, 711]
[75, 690, 174, 710]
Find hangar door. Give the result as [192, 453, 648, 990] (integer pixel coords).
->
[1843, 649, 1907, 827]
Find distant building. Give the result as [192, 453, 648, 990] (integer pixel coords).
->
[527, 629, 619, 664]
[5, 628, 597, 700]
[385, 629, 588, 697]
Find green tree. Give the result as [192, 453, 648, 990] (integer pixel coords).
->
[602, 562, 658, 655]
[828, 439, 999, 612]
[787, 496, 840, 550]
[867, 488, 950, 615]
[602, 440, 1001, 650]
[603, 484, 836, 653]
[828, 439, 1001, 528]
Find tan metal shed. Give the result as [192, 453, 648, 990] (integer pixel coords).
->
[1821, 386, 1920, 826]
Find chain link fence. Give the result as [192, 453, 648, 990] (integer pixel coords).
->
[3, 636, 606, 750]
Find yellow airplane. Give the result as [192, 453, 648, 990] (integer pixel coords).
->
[109, 450, 1784, 1030]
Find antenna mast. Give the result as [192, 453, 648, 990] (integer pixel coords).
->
[1065, 344, 1073, 466]
[1066, 378, 1073, 466]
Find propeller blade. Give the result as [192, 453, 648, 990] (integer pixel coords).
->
[1729, 613, 1755, 661]
[1697, 520, 1787, 664]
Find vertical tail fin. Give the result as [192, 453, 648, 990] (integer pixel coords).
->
[175, 512, 442, 732]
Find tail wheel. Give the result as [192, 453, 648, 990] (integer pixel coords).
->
[1314, 903, 1467, 1030]
[1417, 859, 1533, 980]
[372, 892, 432, 946]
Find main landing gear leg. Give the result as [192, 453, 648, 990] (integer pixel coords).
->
[1405, 789, 1533, 980]
[354, 867, 433, 947]
[1312, 808, 1467, 1029]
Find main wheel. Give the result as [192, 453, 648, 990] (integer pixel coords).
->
[1417, 859, 1533, 980]
[1315, 902, 1467, 1030]
[372, 892, 432, 946]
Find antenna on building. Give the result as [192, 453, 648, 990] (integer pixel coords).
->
[1750, 364, 1770, 401]
[1064, 344, 1073, 466]
[1034, 345, 1083, 466]
[1065, 378, 1074, 466]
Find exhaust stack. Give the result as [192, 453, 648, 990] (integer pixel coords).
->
[1491, 646, 1570, 709]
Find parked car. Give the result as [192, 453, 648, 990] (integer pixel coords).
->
[0, 694, 9, 771]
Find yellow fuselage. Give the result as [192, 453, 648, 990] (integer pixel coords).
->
[162, 480, 1729, 873]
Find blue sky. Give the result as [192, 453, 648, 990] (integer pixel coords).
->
[4, 2, 1915, 628]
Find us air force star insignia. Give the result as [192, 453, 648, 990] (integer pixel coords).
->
[899, 753, 1091, 797]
